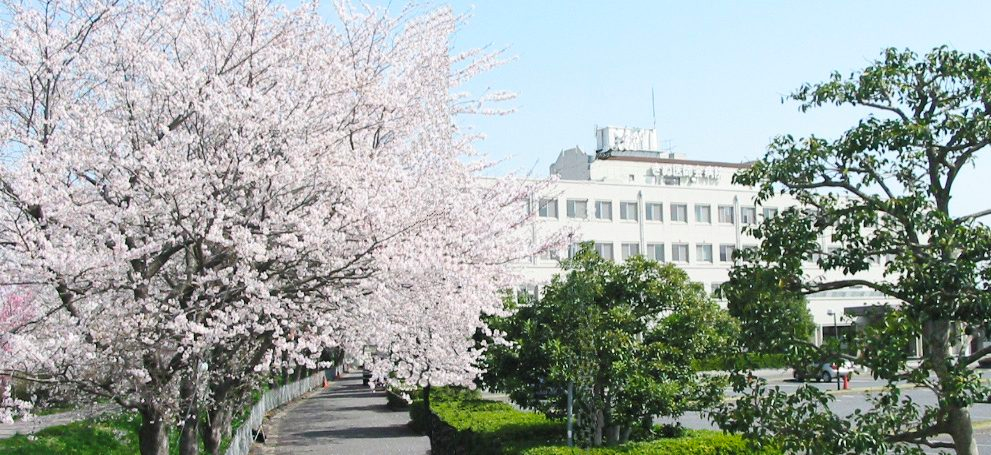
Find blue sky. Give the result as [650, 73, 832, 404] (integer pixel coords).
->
[328, 1, 991, 216]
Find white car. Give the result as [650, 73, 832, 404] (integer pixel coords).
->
[793, 360, 856, 382]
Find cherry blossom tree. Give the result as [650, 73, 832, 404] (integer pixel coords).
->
[0, 291, 35, 423]
[0, 1, 545, 454]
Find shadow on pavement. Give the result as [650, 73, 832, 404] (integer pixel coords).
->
[290, 423, 414, 440]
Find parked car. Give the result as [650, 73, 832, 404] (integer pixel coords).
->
[792, 359, 856, 382]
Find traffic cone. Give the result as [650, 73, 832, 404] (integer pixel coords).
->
[842, 375, 849, 390]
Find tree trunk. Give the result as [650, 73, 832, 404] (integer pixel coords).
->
[178, 376, 199, 455]
[201, 403, 233, 454]
[423, 383, 433, 449]
[607, 424, 620, 445]
[620, 425, 633, 444]
[138, 405, 170, 455]
[924, 319, 978, 455]
[593, 408, 604, 446]
[948, 405, 978, 455]
[201, 382, 235, 455]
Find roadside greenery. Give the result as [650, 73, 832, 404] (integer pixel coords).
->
[482, 243, 738, 447]
[0, 413, 140, 455]
[713, 47, 991, 455]
[0, 371, 319, 455]
[519, 430, 780, 455]
[692, 353, 789, 371]
[410, 394, 778, 455]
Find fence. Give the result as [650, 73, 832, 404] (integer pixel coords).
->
[224, 369, 333, 455]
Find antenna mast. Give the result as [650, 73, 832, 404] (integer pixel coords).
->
[651, 87, 657, 129]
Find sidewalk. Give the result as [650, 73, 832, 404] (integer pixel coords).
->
[252, 372, 429, 455]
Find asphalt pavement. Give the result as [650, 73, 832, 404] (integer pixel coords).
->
[252, 372, 429, 455]
[664, 369, 991, 454]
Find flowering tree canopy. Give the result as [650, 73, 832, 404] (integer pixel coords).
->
[0, 0, 547, 453]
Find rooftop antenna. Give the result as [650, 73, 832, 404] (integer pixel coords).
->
[651, 87, 657, 129]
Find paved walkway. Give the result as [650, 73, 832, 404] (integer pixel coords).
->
[253, 373, 429, 455]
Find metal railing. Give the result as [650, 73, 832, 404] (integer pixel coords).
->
[224, 370, 328, 455]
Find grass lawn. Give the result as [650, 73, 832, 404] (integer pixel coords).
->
[0, 413, 139, 455]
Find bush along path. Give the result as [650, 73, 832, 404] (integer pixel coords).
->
[252, 372, 429, 455]
[409, 390, 781, 455]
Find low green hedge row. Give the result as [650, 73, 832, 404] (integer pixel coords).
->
[413, 397, 777, 455]
[693, 353, 788, 371]
[521, 430, 780, 455]
[408, 386, 484, 433]
[420, 399, 564, 454]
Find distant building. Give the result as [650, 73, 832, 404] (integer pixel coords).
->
[515, 126, 901, 349]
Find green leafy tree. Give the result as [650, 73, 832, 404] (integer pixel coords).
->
[713, 47, 991, 455]
[484, 242, 737, 447]
[721, 269, 816, 356]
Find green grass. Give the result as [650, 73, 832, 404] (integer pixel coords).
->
[0, 412, 140, 455]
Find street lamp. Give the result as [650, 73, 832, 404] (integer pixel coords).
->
[826, 309, 840, 390]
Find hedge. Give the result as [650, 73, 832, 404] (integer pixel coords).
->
[408, 386, 483, 433]
[693, 353, 788, 371]
[520, 430, 780, 455]
[414, 397, 777, 455]
[420, 399, 564, 454]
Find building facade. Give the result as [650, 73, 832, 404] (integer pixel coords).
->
[517, 126, 899, 347]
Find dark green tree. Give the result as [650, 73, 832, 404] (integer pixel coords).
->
[484, 242, 737, 447]
[721, 268, 816, 356]
[713, 47, 991, 455]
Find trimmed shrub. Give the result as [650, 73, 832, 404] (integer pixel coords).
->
[693, 353, 788, 371]
[428, 399, 564, 454]
[408, 386, 483, 433]
[520, 430, 780, 455]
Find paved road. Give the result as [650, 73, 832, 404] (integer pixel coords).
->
[663, 371, 991, 453]
[254, 373, 429, 455]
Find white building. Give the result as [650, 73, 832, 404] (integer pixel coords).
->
[518, 126, 899, 348]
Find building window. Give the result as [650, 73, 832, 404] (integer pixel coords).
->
[539, 249, 561, 261]
[538, 198, 558, 218]
[645, 175, 656, 184]
[567, 242, 581, 258]
[621, 243, 640, 260]
[646, 243, 665, 262]
[763, 207, 778, 219]
[711, 282, 723, 295]
[595, 200, 612, 220]
[670, 204, 688, 223]
[696, 244, 713, 263]
[594, 242, 614, 261]
[741, 207, 757, 225]
[645, 202, 663, 221]
[663, 176, 681, 186]
[718, 205, 735, 224]
[567, 199, 588, 219]
[695, 204, 711, 223]
[719, 244, 736, 262]
[620, 202, 638, 221]
[628, 174, 635, 182]
[672, 243, 689, 263]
